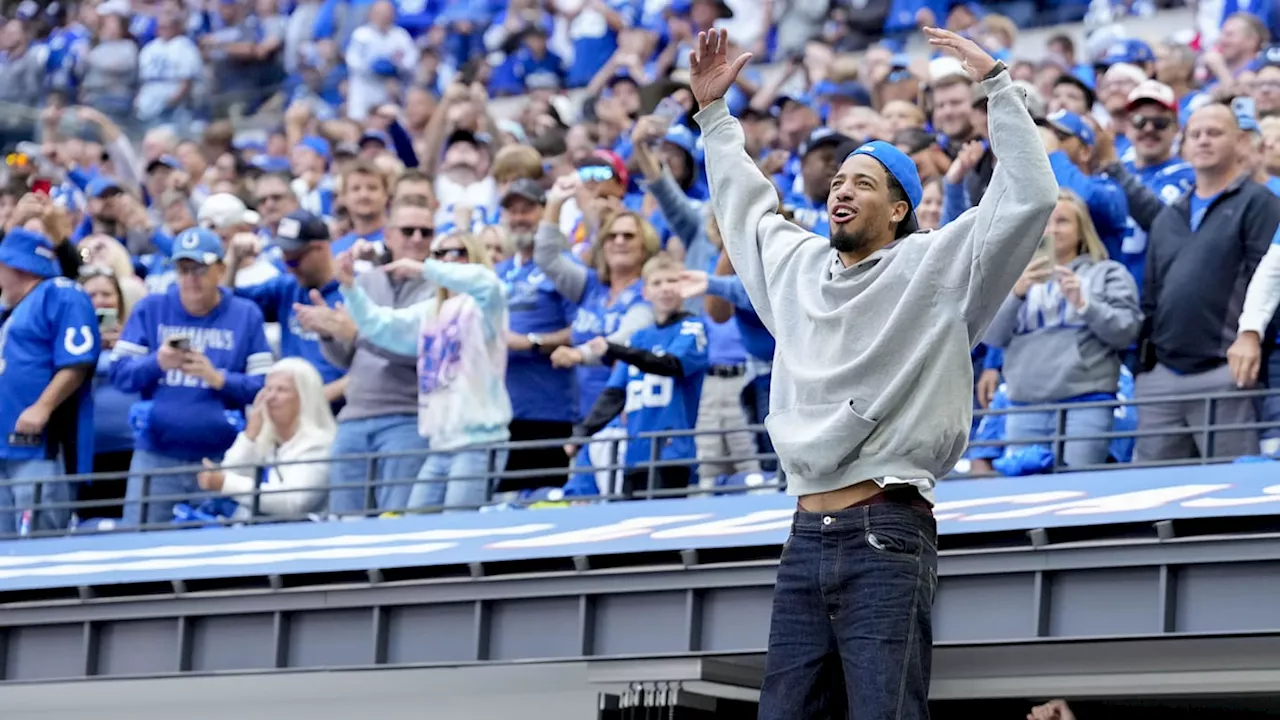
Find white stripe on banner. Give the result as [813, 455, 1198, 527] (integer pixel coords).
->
[0, 542, 460, 581]
[0, 524, 556, 569]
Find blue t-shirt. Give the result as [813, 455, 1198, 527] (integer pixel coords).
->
[110, 287, 272, 461]
[570, 274, 649, 421]
[0, 278, 100, 462]
[331, 227, 386, 256]
[606, 314, 709, 466]
[1189, 192, 1221, 232]
[235, 276, 346, 384]
[566, 0, 640, 88]
[497, 256, 579, 423]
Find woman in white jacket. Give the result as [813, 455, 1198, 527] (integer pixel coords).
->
[197, 358, 337, 519]
[338, 231, 512, 512]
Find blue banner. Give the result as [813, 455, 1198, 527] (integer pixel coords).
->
[0, 463, 1277, 592]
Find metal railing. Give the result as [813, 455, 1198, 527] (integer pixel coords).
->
[0, 386, 1276, 541]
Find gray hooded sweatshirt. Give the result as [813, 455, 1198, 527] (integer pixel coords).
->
[983, 255, 1141, 404]
[693, 70, 1058, 501]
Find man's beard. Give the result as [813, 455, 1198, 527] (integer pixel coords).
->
[829, 227, 874, 255]
[511, 230, 535, 251]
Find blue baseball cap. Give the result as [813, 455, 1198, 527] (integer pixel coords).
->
[844, 141, 922, 239]
[1041, 109, 1096, 147]
[0, 228, 60, 279]
[86, 176, 122, 199]
[662, 124, 698, 157]
[171, 227, 224, 265]
[1099, 38, 1154, 68]
[360, 129, 392, 148]
[800, 127, 854, 158]
[296, 135, 332, 163]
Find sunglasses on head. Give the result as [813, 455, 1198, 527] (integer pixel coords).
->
[577, 165, 615, 183]
[397, 225, 434, 239]
[78, 264, 115, 280]
[1129, 114, 1174, 132]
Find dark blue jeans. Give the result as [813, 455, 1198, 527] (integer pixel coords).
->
[759, 500, 938, 720]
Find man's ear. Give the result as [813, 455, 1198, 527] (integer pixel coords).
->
[890, 200, 910, 225]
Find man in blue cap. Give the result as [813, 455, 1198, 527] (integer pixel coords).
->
[110, 227, 271, 526]
[1039, 108, 1129, 264]
[0, 228, 99, 535]
[691, 26, 1057, 719]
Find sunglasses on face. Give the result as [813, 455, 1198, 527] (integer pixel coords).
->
[577, 165, 615, 183]
[432, 247, 468, 261]
[1130, 114, 1174, 132]
[397, 225, 434, 239]
[5, 153, 29, 168]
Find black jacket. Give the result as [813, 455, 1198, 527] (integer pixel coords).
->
[1140, 174, 1280, 374]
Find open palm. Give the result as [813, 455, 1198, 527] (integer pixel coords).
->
[689, 28, 753, 109]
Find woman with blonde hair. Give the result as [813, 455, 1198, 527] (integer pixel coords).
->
[983, 189, 1142, 468]
[535, 173, 660, 494]
[338, 231, 512, 511]
[196, 358, 337, 519]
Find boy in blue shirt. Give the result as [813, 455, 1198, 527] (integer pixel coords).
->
[111, 228, 273, 526]
[570, 254, 708, 497]
[0, 229, 100, 535]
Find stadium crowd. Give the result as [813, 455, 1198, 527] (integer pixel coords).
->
[0, 0, 1277, 533]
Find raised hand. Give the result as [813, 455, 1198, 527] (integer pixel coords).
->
[922, 27, 998, 82]
[335, 250, 356, 286]
[688, 28, 753, 109]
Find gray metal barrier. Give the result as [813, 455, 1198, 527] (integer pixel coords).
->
[0, 385, 1277, 540]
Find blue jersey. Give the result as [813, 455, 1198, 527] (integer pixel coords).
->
[234, 276, 346, 384]
[607, 314, 709, 466]
[785, 192, 831, 238]
[1120, 157, 1195, 290]
[110, 287, 272, 461]
[0, 278, 100, 465]
[331, 226, 385, 256]
[497, 255, 579, 423]
[570, 273, 649, 420]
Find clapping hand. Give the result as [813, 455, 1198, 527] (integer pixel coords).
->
[688, 28, 753, 109]
[335, 250, 356, 286]
[384, 257, 425, 280]
[585, 336, 609, 358]
[546, 173, 581, 206]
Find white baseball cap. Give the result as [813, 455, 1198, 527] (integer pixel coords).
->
[198, 193, 261, 230]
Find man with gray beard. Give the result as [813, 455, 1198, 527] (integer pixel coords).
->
[494, 179, 578, 493]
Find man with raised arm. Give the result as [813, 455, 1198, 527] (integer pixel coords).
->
[689, 27, 1058, 720]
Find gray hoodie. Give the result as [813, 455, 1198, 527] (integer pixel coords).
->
[320, 268, 433, 422]
[984, 255, 1141, 404]
[693, 70, 1057, 501]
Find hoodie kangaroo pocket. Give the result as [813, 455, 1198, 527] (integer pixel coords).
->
[766, 400, 879, 478]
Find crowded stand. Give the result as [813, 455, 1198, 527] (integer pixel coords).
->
[0, 0, 1277, 534]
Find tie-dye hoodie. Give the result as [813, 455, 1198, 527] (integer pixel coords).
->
[340, 260, 512, 451]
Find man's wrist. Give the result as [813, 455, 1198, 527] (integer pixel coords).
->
[981, 60, 1006, 81]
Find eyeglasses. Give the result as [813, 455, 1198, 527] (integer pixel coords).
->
[175, 264, 212, 277]
[432, 248, 468, 261]
[1130, 114, 1174, 132]
[577, 166, 615, 183]
[397, 226, 434, 239]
